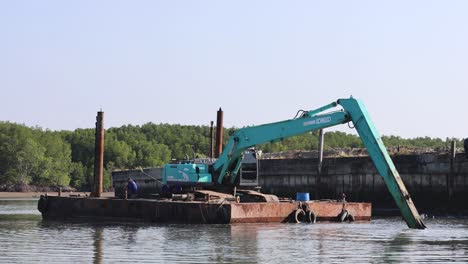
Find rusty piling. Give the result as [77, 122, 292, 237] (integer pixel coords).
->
[92, 111, 104, 197]
[210, 121, 214, 159]
[215, 108, 224, 158]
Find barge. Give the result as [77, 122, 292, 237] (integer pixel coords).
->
[38, 191, 370, 224]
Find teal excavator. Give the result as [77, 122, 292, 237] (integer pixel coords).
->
[163, 97, 426, 229]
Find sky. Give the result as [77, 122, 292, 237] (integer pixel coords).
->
[0, 1, 467, 139]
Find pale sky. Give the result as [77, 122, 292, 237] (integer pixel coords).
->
[1, 1, 467, 139]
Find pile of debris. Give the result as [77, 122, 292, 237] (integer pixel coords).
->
[261, 146, 463, 159]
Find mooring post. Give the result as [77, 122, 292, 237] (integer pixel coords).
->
[92, 111, 104, 198]
[315, 129, 324, 200]
[318, 129, 324, 174]
[215, 108, 224, 158]
[448, 140, 456, 201]
[464, 138, 468, 159]
[451, 140, 456, 161]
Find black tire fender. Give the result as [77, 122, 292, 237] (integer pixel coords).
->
[294, 208, 306, 223]
[338, 209, 348, 222]
[306, 210, 317, 223]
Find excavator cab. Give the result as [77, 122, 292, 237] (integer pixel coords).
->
[238, 149, 260, 187]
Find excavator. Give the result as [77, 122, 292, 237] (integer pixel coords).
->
[163, 97, 426, 229]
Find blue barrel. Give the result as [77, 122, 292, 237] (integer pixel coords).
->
[296, 192, 310, 201]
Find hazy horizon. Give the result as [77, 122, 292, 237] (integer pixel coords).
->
[1, 1, 467, 138]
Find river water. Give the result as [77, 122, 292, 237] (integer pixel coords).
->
[1, 199, 468, 263]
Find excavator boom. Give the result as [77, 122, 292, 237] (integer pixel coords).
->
[212, 97, 426, 229]
[213, 111, 350, 184]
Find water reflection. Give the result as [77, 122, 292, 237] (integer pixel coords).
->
[228, 225, 259, 263]
[2, 200, 468, 263]
[119, 225, 139, 244]
[382, 229, 414, 263]
[93, 227, 103, 264]
[156, 224, 248, 263]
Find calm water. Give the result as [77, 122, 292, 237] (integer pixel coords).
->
[1, 199, 468, 263]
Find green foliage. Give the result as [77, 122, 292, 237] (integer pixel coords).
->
[69, 162, 86, 188]
[381, 135, 462, 149]
[0, 122, 71, 186]
[0, 121, 463, 191]
[34, 131, 72, 186]
[104, 134, 136, 169]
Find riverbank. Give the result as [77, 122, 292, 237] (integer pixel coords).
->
[0, 192, 115, 199]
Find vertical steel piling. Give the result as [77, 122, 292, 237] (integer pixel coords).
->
[318, 129, 324, 174]
[448, 141, 456, 201]
[210, 121, 214, 159]
[92, 111, 104, 198]
[215, 108, 224, 158]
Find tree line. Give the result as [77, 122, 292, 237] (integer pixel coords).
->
[0, 121, 463, 190]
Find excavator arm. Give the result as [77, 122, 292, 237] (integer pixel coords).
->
[338, 98, 426, 229]
[213, 97, 426, 229]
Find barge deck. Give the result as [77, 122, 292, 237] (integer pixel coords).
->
[38, 195, 371, 224]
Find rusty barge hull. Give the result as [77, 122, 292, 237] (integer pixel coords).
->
[39, 196, 371, 224]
